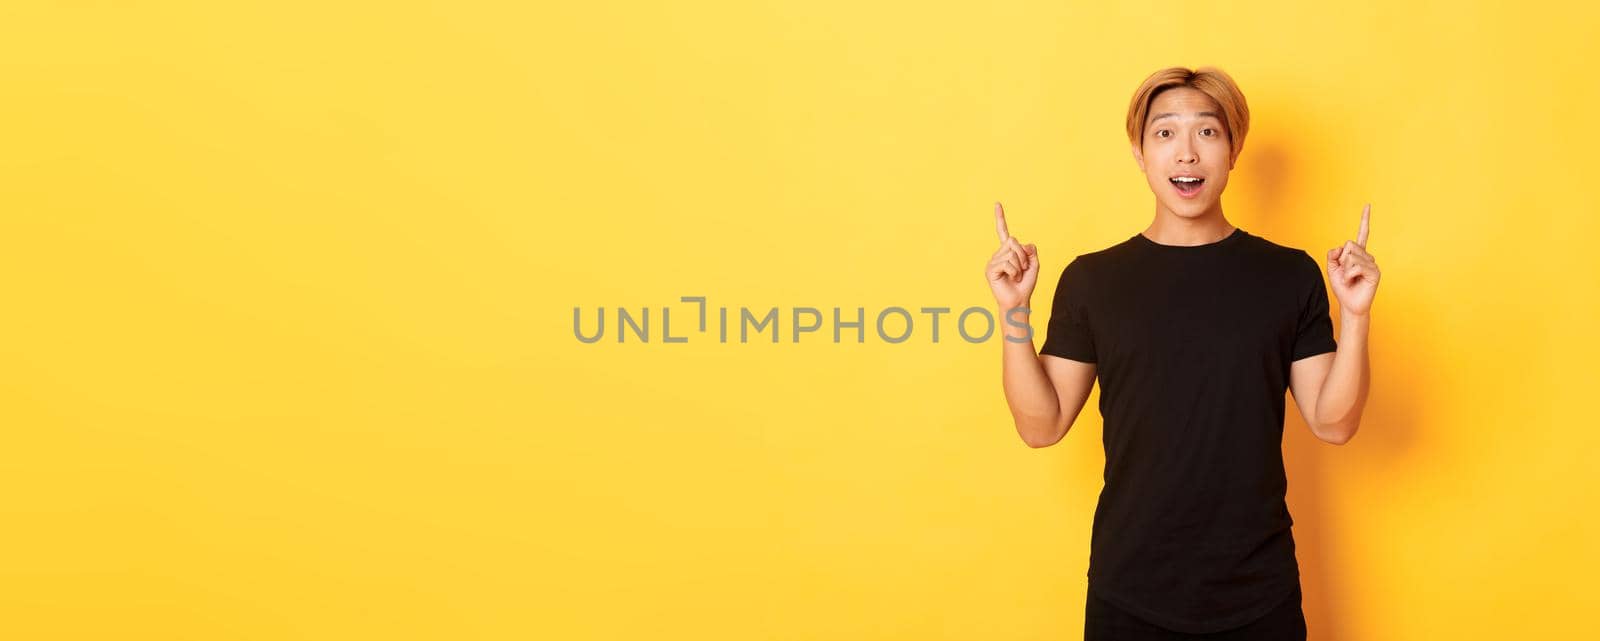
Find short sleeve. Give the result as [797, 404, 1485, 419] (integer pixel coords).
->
[1038, 256, 1097, 363]
[1291, 251, 1338, 361]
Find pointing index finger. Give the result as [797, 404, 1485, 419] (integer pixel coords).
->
[1356, 203, 1370, 248]
[994, 202, 1010, 242]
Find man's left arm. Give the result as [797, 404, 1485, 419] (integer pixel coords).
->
[1290, 204, 1380, 445]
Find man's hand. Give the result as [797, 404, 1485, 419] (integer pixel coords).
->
[1327, 203, 1381, 316]
[986, 201, 1040, 311]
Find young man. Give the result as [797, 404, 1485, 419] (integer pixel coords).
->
[985, 66, 1379, 639]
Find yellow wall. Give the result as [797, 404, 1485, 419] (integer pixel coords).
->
[3, 1, 1596, 639]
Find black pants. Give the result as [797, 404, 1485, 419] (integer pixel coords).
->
[1084, 583, 1307, 640]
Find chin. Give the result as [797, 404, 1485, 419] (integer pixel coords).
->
[1164, 200, 1215, 218]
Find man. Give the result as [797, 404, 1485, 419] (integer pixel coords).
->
[985, 66, 1379, 639]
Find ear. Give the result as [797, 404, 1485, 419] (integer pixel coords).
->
[1131, 143, 1145, 173]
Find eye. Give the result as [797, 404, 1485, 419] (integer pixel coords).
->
[1201, 127, 1216, 136]
[1155, 129, 1170, 138]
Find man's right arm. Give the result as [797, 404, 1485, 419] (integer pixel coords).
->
[1001, 307, 1096, 448]
[985, 202, 1096, 448]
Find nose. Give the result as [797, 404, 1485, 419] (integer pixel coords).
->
[1176, 139, 1198, 164]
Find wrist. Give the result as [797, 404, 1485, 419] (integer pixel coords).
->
[1339, 308, 1371, 332]
[997, 300, 1032, 314]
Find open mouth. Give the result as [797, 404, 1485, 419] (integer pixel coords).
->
[1169, 176, 1205, 197]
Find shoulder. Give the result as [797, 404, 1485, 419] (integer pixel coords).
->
[1241, 231, 1323, 271]
[1239, 232, 1327, 297]
[1061, 236, 1138, 276]
[1048, 238, 1130, 306]
[1241, 230, 1313, 258]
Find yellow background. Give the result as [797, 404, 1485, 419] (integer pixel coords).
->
[3, 1, 1597, 639]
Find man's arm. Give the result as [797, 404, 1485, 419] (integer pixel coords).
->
[1001, 308, 1097, 448]
[1290, 311, 1370, 445]
[985, 202, 1096, 448]
[1291, 203, 1380, 445]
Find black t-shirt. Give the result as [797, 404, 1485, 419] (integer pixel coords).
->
[1038, 226, 1337, 634]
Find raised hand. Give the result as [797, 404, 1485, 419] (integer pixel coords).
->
[986, 201, 1039, 311]
[1327, 203, 1381, 316]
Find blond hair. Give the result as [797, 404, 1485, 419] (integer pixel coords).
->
[1126, 66, 1250, 164]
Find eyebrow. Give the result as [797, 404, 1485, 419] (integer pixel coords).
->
[1148, 111, 1222, 124]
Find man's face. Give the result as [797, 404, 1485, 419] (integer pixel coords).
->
[1132, 87, 1234, 219]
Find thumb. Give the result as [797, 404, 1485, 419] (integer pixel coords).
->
[1326, 246, 1343, 271]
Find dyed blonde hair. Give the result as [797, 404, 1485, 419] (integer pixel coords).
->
[1126, 66, 1250, 164]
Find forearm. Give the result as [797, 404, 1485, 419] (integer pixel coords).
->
[1314, 310, 1371, 443]
[999, 306, 1063, 446]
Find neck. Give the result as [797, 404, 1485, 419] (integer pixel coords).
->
[1141, 203, 1234, 246]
